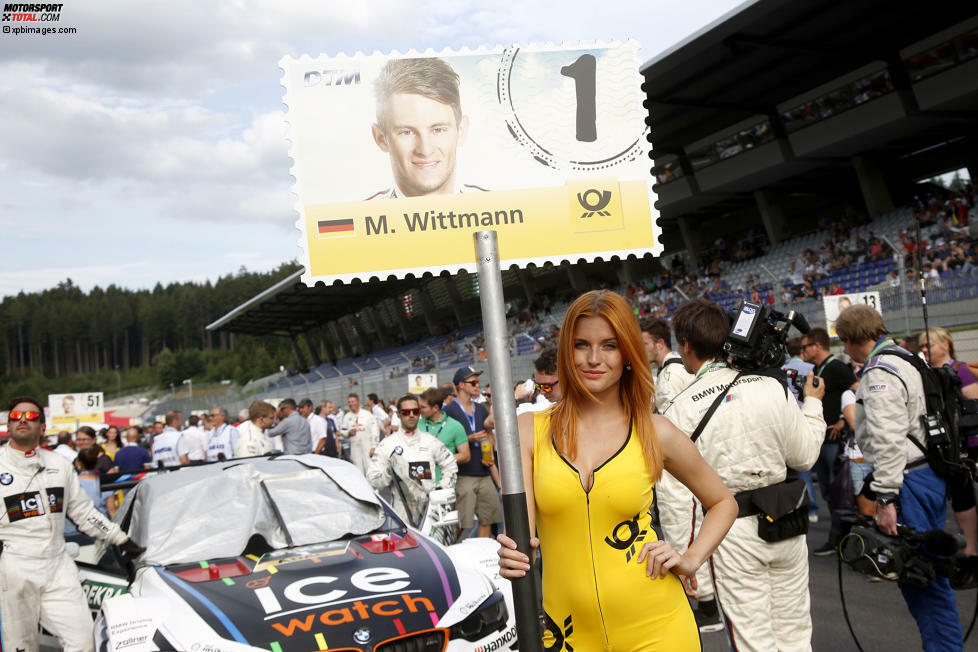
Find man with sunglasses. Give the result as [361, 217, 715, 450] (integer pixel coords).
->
[516, 348, 562, 416]
[1, 396, 138, 651]
[444, 366, 502, 539]
[366, 395, 457, 524]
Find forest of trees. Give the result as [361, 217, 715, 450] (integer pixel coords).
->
[0, 262, 306, 400]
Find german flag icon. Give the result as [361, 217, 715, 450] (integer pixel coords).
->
[317, 218, 355, 239]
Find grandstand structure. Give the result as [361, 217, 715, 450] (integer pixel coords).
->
[200, 2, 978, 413]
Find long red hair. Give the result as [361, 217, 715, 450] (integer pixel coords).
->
[548, 290, 662, 480]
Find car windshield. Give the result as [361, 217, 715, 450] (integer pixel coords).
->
[115, 455, 390, 566]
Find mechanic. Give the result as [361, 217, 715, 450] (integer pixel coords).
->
[151, 409, 190, 467]
[205, 406, 241, 461]
[367, 395, 457, 523]
[639, 316, 694, 413]
[662, 299, 826, 651]
[1, 395, 139, 652]
[341, 393, 381, 476]
[835, 305, 964, 651]
[649, 312, 721, 631]
[801, 326, 858, 555]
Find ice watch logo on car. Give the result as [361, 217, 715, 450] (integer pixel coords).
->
[256, 567, 439, 636]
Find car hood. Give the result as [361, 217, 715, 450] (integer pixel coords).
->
[145, 534, 467, 651]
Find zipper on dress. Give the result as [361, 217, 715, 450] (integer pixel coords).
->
[586, 493, 610, 648]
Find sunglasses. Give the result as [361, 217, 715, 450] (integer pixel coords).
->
[461, 379, 480, 386]
[534, 380, 559, 393]
[399, 408, 421, 416]
[9, 410, 41, 422]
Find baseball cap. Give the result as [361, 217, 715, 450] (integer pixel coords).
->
[453, 365, 484, 385]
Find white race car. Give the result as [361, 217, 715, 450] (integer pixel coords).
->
[82, 455, 518, 652]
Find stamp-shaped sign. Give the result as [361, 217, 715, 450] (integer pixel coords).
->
[281, 41, 657, 285]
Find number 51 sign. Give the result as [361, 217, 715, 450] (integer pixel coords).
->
[281, 41, 658, 286]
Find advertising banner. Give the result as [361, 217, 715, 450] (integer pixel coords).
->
[281, 41, 656, 285]
[407, 373, 437, 394]
[823, 291, 881, 338]
[48, 392, 104, 428]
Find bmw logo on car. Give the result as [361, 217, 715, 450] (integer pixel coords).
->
[353, 627, 371, 644]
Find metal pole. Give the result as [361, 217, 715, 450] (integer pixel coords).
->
[880, 235, 910, 338]
[474, 231, 542, 652]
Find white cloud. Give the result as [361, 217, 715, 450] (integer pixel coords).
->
[0, 0, 745, 300]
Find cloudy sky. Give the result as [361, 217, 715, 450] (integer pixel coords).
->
[0, 0, 746, 299]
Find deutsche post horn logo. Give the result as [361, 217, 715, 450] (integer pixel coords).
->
[576, 189, 612, 218]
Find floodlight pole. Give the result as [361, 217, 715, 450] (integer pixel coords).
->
[474, 231, 542, 652]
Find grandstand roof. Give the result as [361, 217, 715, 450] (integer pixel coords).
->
[205, 270, 418, 337]
[644, 0, 978, 242]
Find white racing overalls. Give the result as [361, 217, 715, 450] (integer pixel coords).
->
[0, 445, 128, 652]
[664, 362, 825, 651]
[366, 429, 457, 524]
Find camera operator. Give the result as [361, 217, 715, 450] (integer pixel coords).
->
[801, 327, 857, 555]
[662, 300, 826, 651]
[835, 305, 963, 650]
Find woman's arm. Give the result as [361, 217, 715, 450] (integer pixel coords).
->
[497, 411, 539, 578]
[639, 415, 737, 581]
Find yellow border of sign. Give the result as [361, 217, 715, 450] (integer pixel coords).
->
[302, 179, 655, 283]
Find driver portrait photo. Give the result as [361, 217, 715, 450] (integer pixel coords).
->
[367, 57, 485, 200]
[62, 395, 75, 415]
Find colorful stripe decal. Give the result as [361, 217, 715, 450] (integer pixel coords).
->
[158, 569, 250, 645]
[414, 535, 455, 606]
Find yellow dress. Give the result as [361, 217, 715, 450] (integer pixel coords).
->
[533, 412, 700, 651]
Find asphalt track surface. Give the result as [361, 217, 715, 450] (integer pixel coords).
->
[700, 515, 978, 652]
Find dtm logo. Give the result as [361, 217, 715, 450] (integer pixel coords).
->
[576, 189, 612, 219]
[303, 69, 361, 87]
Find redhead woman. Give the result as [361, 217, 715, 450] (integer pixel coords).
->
[497, 290, 737, 651]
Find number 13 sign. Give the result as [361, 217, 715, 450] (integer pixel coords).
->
[282, 41, 658, 286]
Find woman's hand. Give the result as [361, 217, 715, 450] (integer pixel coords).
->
[496, 533, 539, 579]
[636, 540, 699, 587]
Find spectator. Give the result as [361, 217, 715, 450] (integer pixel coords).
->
[801, 327, 857, 555]
[181, 414, 208, 463]
[266, 398, 313, 456]
[299, 398, 329, 454]
[114, 427, 152, 472]
[65, 447, 115, 542]
[235, 401, 276, 457]
[76, 426, 114, 474]
[53, 431, 76, 462]
[367, 394, 391, 436]
[205, 407, 240, 462]
[444, 366, 501, 539]
[102, 425, 122, 461]
[151, 410, 189, 468]
[418, 387, 471, 479]
[314, 404, 339, 457]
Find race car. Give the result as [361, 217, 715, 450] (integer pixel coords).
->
[83, 454, 518, 651]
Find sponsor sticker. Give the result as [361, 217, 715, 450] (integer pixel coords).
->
[868, 384, 888, 392]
